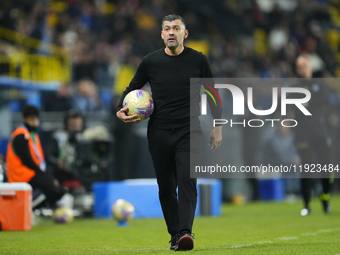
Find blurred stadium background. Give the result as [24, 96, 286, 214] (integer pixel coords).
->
[0, 0, 340, 203]
[1, 0, 340, 254]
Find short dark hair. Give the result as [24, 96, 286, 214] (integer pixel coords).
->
[64, 109, 85, 130]
[162, 14, 186, 30]
[22, 105, 39, 118]
[65, 109, 83, 120]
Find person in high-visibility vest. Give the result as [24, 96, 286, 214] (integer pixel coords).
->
[6, 105, 66, 208]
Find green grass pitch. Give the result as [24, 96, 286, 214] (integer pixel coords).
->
[1, 195, 340, 255]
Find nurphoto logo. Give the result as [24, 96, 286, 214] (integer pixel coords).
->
[198, 81, 311, 128]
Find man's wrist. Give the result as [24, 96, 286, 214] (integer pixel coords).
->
[116, 105, 123, 113]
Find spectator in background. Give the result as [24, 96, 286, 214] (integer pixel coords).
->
[262, 123, 300, 166]
[72, 41, 97, 81]
[261, 121, 301, 197]
[72, 78, 106, 116]
[0, 0, 18, 31]
[46, 110, 85, 185]
[44, 83, 73, 112]
[6, 105, 66, 208]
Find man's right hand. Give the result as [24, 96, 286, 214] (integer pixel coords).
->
[116, 107, 141, 124]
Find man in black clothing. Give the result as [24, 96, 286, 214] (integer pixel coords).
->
[116, 14, 222, 251]
[294, 55, 332, 216]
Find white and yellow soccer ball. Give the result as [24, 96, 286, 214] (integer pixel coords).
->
[111, 199, 135, 222]
[53, 206, 74, 223]
[123, 90, 154, 121]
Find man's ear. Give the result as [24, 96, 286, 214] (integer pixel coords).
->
[184, 29, 189, 39]
[161, 30, 164, 40]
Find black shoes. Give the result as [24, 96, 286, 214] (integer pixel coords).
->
[175, 232, 194, 251]
[322, 200, 331, 214]
[169, 234, 179, 251]
[169, 232, 195, 251]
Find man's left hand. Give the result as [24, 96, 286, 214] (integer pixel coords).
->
[209, 126, 222, 152]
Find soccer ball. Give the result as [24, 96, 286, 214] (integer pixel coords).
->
[53, 206, 74, 223]
[111, 199, 135, 222]
[123, 90, 154, 121]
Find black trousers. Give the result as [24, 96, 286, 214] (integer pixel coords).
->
[53, 169, 76, 184]
[295, 118, 332, 207]
[148, 124, 202, 236]
[29, 172, 66, 208]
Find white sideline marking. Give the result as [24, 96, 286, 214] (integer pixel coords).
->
[111, 248, 164, 252]
[108, 228, 340, 252]
[228, 244, 252, 248]
[301, 228, 338, 236]
[224, 228, 340, 250]
[316, 229, 333, 233]
[276, 236, 298, 241]
[300, 232, 318, 236]
[258, 241, 274, 244]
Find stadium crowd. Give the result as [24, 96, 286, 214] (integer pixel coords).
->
[0, 0, 339, 91]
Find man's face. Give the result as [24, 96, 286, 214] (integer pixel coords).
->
[67, 117, 83, 132]
[23, 116, 39, 129]
[296, 57, 313, 78]
[161, 20, 188, 49]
